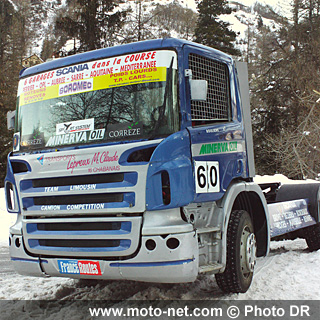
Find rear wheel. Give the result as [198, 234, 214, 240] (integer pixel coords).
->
[215, 210, 256, 293]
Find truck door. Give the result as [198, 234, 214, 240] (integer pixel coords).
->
[183, 46, 247, 202]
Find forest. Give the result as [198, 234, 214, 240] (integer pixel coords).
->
[1, 0, 320, 186]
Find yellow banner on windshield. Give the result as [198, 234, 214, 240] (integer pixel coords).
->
[19, 67, 167, 107]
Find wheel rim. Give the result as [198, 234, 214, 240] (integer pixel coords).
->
[240, 226, 257, 277]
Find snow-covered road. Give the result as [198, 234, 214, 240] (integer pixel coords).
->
[0, 187, 319, 301]
[0, 238, 319, 301]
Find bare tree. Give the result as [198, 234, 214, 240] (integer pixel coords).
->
[266, 93, 320, 179]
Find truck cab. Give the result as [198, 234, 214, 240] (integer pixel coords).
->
[5, 38, 270, 293]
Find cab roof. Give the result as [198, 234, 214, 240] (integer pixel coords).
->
[20, 38, 232, 79]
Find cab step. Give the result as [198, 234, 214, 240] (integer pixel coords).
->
[197, 227, 220, 234]
[199, 263, 223, 274]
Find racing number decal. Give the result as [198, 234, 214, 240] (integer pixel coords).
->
[195, 161, 220, 193]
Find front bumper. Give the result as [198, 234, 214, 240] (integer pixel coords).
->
[9, 230, 198, 283]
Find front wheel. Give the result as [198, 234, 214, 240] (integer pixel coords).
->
[215, 210, 256, 293]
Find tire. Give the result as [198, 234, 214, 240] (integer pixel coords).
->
[303, 223, 320, 252]
[215, 210, 256, 293]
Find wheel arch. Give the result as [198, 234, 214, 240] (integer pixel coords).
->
[217, 181, 270, 268]
[232, 190, 269, 257]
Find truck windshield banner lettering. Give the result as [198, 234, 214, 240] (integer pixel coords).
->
[18, 51, 175, 107]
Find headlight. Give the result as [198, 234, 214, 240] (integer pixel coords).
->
[5, 182, 19, 213]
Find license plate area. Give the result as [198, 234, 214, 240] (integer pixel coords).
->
[58, 259, 102, 276]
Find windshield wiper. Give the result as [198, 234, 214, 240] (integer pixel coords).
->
[149, 57, 174, 139]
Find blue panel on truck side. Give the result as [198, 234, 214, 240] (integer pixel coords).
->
[189, 122, 246, 193]
[146, 130, 194, 210]
[182, 45, 247, 203]
[5, 154, 16, 186]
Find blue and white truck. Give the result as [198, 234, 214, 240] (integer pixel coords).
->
[5, 39, 320, 293]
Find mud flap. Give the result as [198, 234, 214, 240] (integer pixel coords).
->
[268, 199, 316, 238]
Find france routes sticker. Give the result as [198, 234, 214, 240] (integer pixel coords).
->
[58, 259, 102, 276]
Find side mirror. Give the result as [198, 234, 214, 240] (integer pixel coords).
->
[7, 111, 15, 130]
[185, 69, 208, 101]
[190, 79, 208, 101]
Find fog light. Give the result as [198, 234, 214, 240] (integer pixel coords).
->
[166, 237, 180, 250]
[146, 239, 156, 251]
[15, 237, 20, 248]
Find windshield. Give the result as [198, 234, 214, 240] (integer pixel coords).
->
[14, 50, 179, 152]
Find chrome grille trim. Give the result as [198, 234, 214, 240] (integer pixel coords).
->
[23, 216, 142, 257]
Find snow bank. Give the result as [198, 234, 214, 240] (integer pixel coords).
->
[0, 189, 16, 246]
[238, 239, 320, 300]
[254, 174, 319, 185]
[0, 188, 73, 300]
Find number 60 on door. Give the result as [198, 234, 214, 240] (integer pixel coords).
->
[194, 161, 220, 193]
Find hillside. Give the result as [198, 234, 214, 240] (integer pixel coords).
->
[9, 0, 291, 57]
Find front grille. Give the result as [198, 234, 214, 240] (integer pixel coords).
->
[28, 221, 122, 233]
[30, 239, 122, 248]
[33, 193, 124, 206]
[23, 216, 142, 258]
[32, 172, 124, 188]
[20, 171, 138, 213]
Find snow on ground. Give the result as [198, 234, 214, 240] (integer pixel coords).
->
[0, 181, 319, 302]
[0, 189, 16, 247]
[254, 173, 320, 185]
[0, 189, 73, 300]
